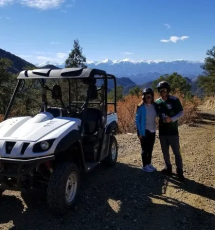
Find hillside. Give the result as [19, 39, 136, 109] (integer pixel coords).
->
[0, 48, 35, 73]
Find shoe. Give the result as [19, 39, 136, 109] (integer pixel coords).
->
[178, 174, 185, 182]
[161, 168, 172, 175]
[142, 165, 154, 172]
[177, 172, 185, 182]
[176, 169, 185, 182]
[148, 164, 157, 171]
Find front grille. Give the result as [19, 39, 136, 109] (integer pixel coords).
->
[21, 143, 30, 155]
[5, 142, 16, 154]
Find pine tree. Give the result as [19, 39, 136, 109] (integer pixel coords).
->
[198, 46, 215, 96]
[152, 72, 191, 96]
[65, 39, 87, 68]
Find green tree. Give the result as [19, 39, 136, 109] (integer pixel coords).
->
[65, 39, 87, 68]
[0, 58, 16, 113]
[152, 72, 191, 96]
[129, 86, 141, 97]
[65, 39, 88, 102]
[198, 46, 215, 96]
[108, 86, 124, 101]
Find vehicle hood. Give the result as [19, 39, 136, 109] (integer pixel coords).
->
[0, 112, 81, 142]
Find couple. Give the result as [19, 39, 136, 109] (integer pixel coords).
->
[135, 81, 185, 181]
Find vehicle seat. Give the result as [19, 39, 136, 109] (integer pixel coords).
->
[46, 107, 67, 117]
[83, 108, 103, 142]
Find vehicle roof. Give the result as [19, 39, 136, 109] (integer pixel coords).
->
[17, 68, 107, 79]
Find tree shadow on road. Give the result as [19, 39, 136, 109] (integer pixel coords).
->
[0, 163, 214, 230]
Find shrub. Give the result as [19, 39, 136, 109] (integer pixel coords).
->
[114, 92, 201, 133]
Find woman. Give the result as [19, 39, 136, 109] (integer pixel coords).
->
[135, 88, 157, 172]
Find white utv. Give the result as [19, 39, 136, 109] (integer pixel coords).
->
[0, 68, 118, 213]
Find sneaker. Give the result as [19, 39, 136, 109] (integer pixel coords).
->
[161, 168, 172, 175]
[142, 165, 154, 172]
[148, 164, 157, 171]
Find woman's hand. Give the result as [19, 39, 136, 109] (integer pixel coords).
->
[165, 116, 172, 123]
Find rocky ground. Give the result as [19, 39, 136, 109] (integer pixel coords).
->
[0, 108, 215, 230]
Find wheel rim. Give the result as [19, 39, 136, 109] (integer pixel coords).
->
[65, 173, 78, 204]
[111, 141, 117, 161]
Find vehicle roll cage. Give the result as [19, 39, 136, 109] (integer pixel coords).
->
[4, 68, 117, 121]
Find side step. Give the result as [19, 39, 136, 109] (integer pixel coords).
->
[85, 162, 100, 172]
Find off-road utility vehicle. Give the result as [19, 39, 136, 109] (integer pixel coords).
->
[0, 68, 118, 213]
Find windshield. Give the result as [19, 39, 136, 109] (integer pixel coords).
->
[8, 78, 89, 117]
[6, 77, 107, 118]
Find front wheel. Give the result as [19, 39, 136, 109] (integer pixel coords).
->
[102, 135, 118, 166]
[47, 162, 80, 214]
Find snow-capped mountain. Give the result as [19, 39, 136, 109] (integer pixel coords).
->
[37, 59, 204, 84]
[37, 61, 65, 68]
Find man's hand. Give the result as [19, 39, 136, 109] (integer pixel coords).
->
[165, 116, 172, 123]
[139, 135, 143, 139]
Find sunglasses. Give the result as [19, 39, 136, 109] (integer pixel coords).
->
[145, 96, 152, 99]
[159, 88, 168, 93]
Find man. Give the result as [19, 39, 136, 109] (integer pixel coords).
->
[155, 81, 185, 181]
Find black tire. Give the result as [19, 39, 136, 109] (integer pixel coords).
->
[47, 162, 80, 214]
[102, 135, 118, 166]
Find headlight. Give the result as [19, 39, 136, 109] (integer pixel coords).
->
[33, 139, 55, 153]
[40, 141, 50, 150]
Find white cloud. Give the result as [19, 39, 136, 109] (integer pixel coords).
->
[36, 56, 51, 60]
[160, 36, 189, 43]
[56, 52, 67, 59]
[51, 41, 59, 45]
[0, 0, 14, 6]
[0, 0, 76, 9]
[20, 0, 65, 10]
[164, 23, 171, 29]
[121, 51, 133, 55]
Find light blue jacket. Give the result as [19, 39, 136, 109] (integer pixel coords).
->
[135, 105, 146, 136]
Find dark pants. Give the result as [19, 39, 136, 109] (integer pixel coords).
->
[140, 130, 156, 167]
[159, 135, 183, 174]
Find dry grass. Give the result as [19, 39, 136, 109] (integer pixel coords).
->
[114, 92, 201, 133]
[202, 97, 215, 110]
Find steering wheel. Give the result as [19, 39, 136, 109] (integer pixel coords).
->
[66, 104, 83, 116]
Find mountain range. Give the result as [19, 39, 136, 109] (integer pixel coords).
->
[0, 48, 204, 95]
[38, 59, 204, 84]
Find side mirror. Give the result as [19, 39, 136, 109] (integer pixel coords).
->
[52, 85, 62, 99]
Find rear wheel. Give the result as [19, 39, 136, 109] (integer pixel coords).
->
[47, 162, 80, 214]
[102, 135, 118, 166]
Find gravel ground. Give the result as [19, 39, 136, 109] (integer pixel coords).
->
[0, 109, 215, 230]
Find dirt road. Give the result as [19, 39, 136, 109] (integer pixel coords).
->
[0, 109, 215, 230]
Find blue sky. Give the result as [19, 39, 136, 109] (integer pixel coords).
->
[0, 0, 215, 65]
